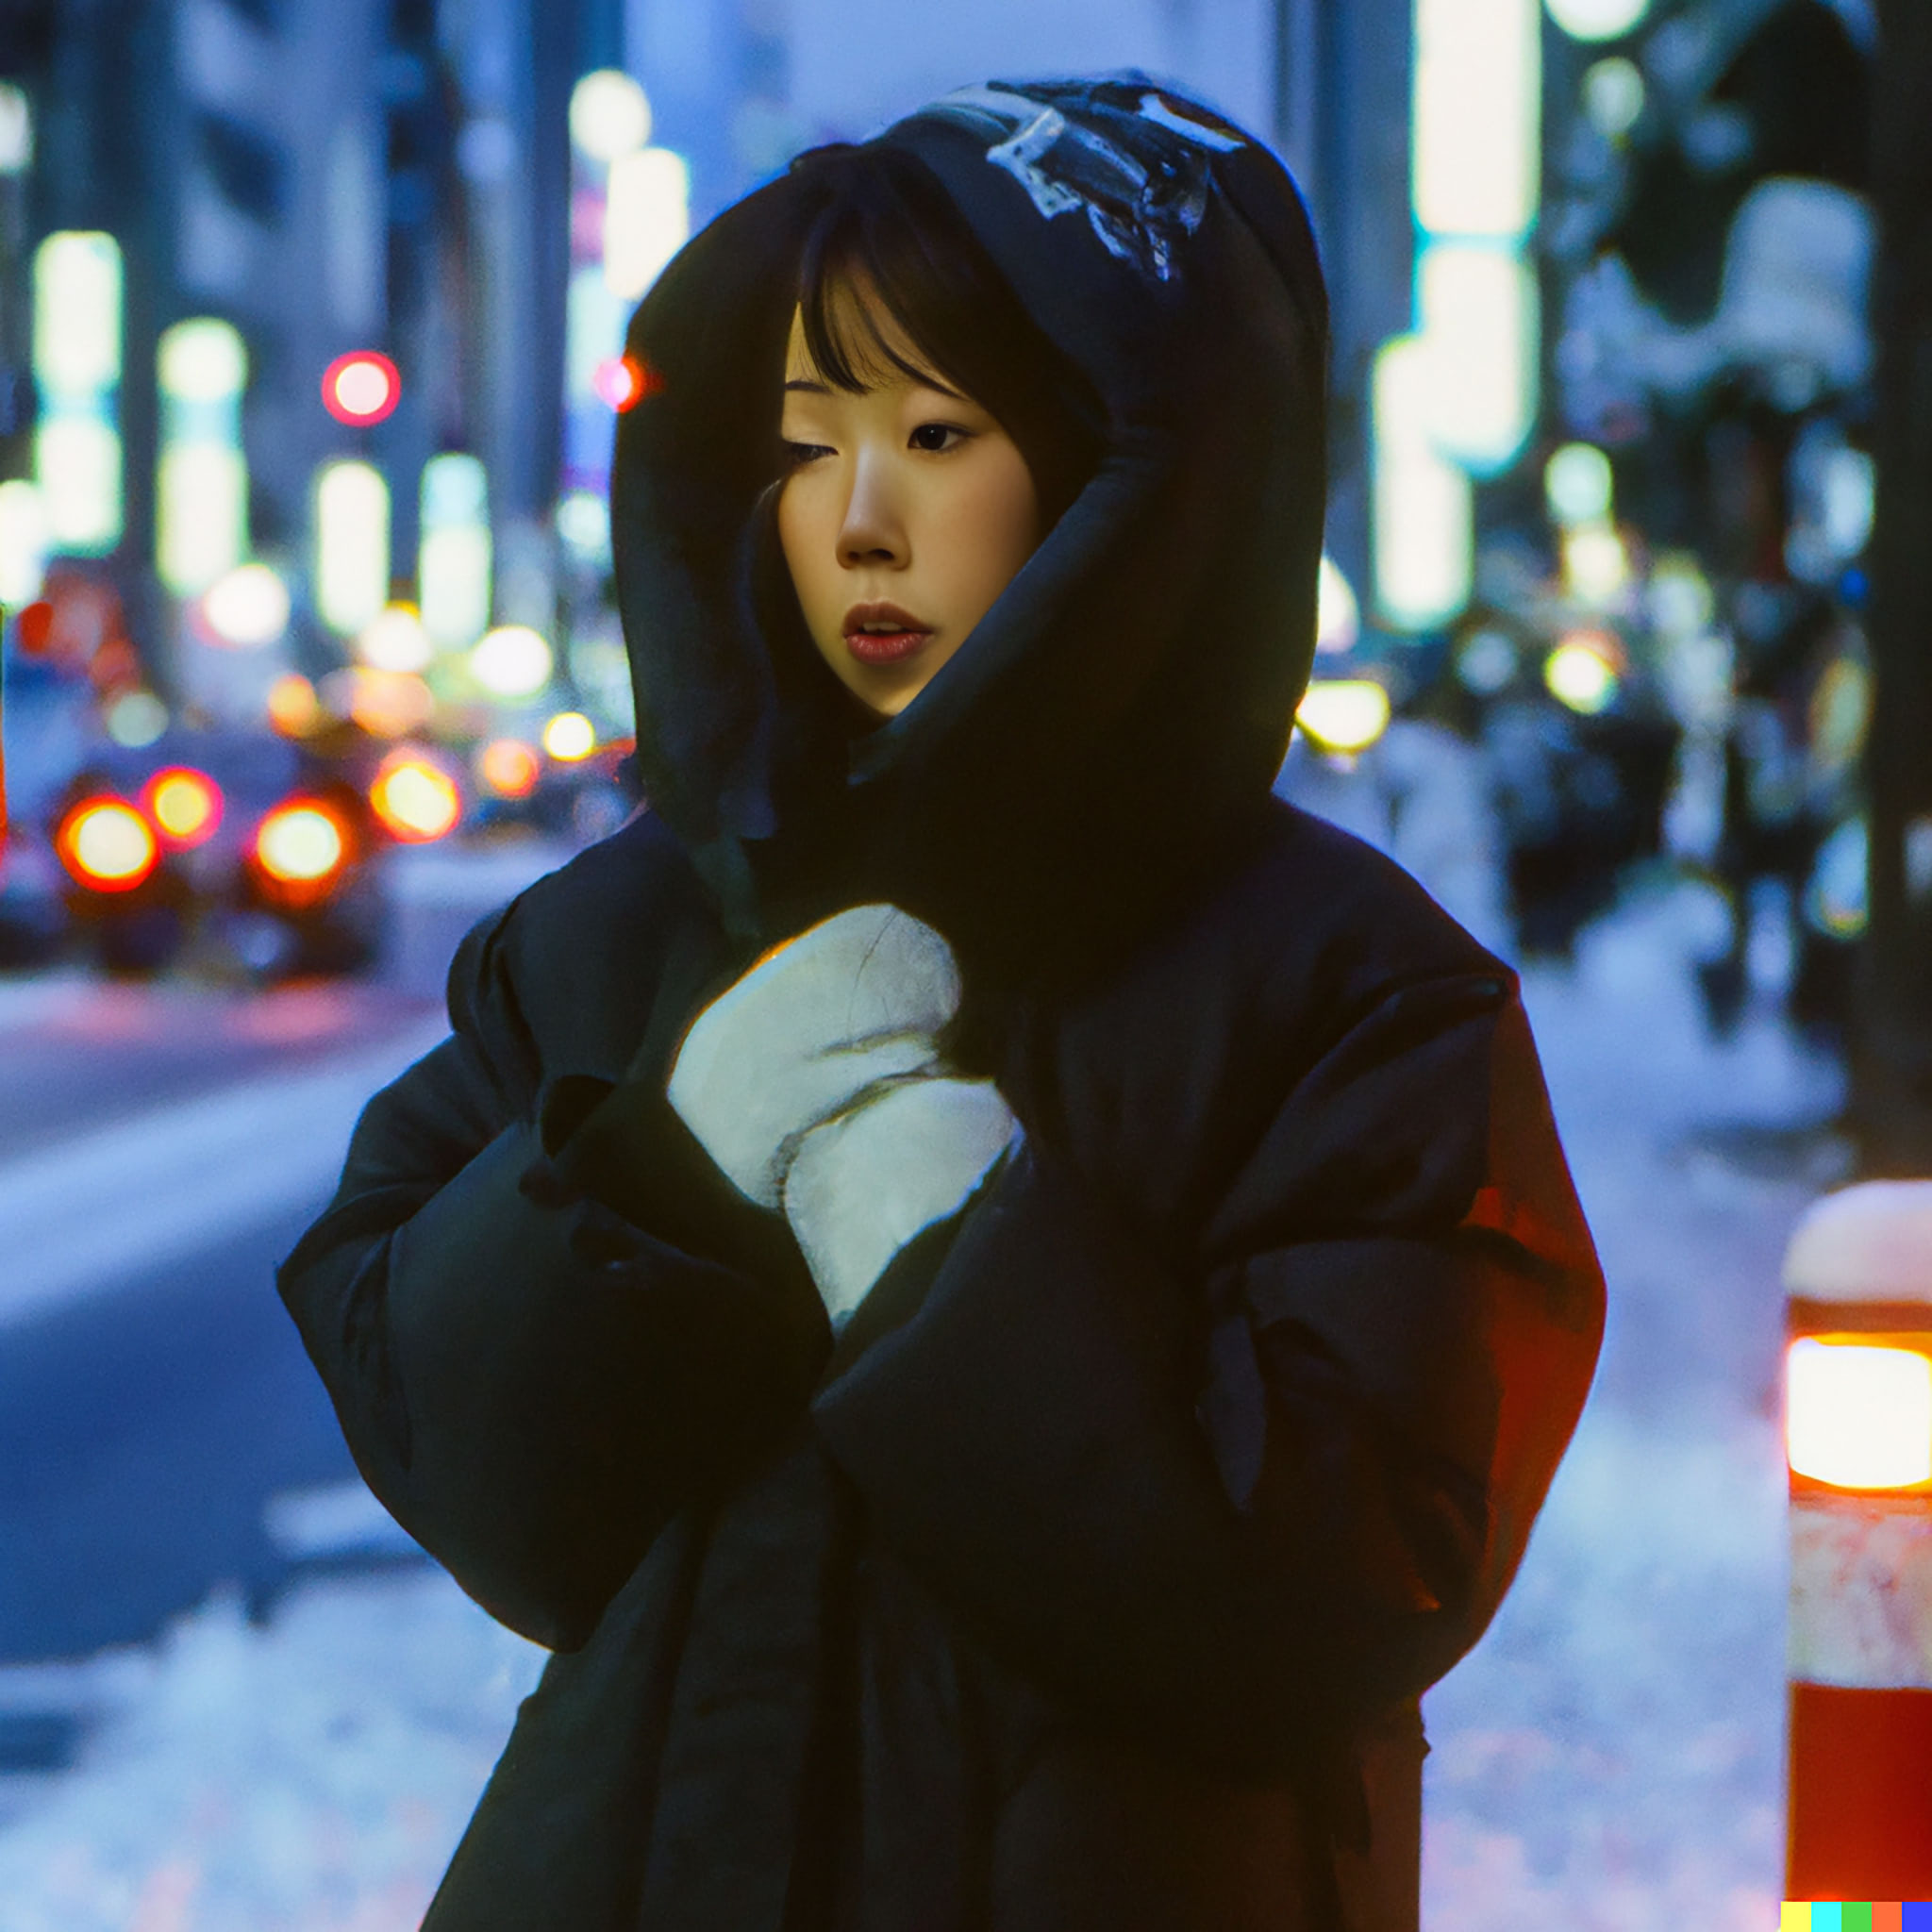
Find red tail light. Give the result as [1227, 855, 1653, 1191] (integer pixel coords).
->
[56, 796, 158, 892]
[369, 750, 460, 843]
[252, 799, 350, 909]
[142, 767, 224, 848]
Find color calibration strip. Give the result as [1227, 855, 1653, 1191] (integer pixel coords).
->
[1781, 1907, 1932, 1930]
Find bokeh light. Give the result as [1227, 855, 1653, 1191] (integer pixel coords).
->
[202, 563, 291, 648]
[256, 802, 347, 887]
[477, 738, 541, 798]
[370, 750, 462, 842]
[321, 351, 401, 426]
[541, 710, 596, 760]
[142, 769, 223, 847]
[266, 674, 322, 739]
[1295, 680, 1392, 755]
[569, 70, 651, 163]
[356, 604, 434, 674]
[471, 625, 554, 699]
[1544, 633, 1622, 712]
[57, 796, 157, 891]
[1546, 0, 1650, 42]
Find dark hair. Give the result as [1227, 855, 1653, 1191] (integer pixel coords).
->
[783, 142, 1107, 531]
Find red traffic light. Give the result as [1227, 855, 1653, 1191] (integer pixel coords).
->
[322, 351, 402, 425]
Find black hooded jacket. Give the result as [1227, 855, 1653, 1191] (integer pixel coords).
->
[277, 78, 1604, 1932]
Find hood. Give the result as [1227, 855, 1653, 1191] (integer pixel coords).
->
[610, 75, 1329, 1007]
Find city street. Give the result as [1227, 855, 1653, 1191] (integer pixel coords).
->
[0, 974, 446, 1665]
[0, 819, 1850, 1928]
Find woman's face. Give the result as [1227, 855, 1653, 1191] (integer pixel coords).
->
[776, 282, 1042, 719]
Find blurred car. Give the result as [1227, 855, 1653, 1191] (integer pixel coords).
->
[38, 726, 407, 980]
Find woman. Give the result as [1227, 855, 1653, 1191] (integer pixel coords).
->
[277, 77, 1604, 1932]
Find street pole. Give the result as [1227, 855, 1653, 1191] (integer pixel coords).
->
[1855, 0, 1932, 1175]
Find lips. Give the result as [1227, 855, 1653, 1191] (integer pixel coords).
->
[842, 601, 932, 666]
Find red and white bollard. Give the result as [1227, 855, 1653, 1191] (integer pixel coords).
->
[1784, 1180, 1932, 1899]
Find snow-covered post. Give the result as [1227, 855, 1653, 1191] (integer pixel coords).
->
[1783, 1180, 1932, 1897]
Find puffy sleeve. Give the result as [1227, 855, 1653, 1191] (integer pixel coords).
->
[808, 964, 1604, 1785]
[275, 893, 825, 1653]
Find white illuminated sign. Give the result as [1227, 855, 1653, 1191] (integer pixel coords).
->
[419, 453, 492, 649]
[1413, 0, 1541, 241]
[1417, 243, 1539, 475]
[1373, 337, 1473, 632]
[314, 459, 391, 635]
[604, 147, 690, 300]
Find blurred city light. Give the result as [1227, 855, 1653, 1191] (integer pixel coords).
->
[1788, 1339, 1932, 1491]
[57, 796, 157, 891]
[557, 489, 610, 561]
[1562, 523, 1632, 606]
[591, 354, 651, 412]
[1295, 679, 1392, 755]
[0, 478, 47, 605]
[105, 690, 167, 747]
[1417, 243, 1539, 474]
[1544, 632, 1622, 712]
[158, 441, 247, 592]
[321, 351, 401, 426]
[541, 710, 596, 760]
[605, 146, 690, 299]
[34, 232, 124, 555]
[313, 460, 391, 634]
[472, 624, 553, 698]
[0, 82, 33, 175]
[157, 441, 247, 595]
[477, 737, 541, 798]
[142, 768, 222, 848]
[569, 70, 651, 164]
[327, 666, 434, 738]
[1315, 555, 1361, 655]
[419, 454, 491, 649]
[370, 749, 461, 842]
[1546, 0, 1651, 42]
[202, 562, 291, 648]
[255, 802, 347, 890]
[355, 603, 433, 674]
[1545, 441, 1615, 526]
[35, 232, 122, 397]
[1373, 336, 1473, 631]
[1582, 57, 1646, 139]
[266, 673, 322, 739]
[158, 318, 246, 403]
[36, 416, 123, 554]
[1413, 0, 1541, 240]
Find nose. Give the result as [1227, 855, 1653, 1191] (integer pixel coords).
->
[837, 448, 907, 570]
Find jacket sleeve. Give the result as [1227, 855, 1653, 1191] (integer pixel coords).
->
[275, 902, 826, 1653]
[808, 970, 1604, 1783]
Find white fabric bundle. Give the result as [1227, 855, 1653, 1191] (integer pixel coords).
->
[668, 904, 1017, 1327]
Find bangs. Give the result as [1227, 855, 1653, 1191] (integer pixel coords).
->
[787, 142, 1106, 526]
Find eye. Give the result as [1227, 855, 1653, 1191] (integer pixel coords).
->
[782, 439, 832, 467]
[909, 422, 971, 454]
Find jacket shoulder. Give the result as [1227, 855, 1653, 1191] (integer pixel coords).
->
[454, 810, 718, 1087]
[1227, 797, 1507, 991]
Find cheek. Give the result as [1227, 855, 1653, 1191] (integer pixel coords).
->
[956, 457, 1042, 588]
[776, 484, 827, 614]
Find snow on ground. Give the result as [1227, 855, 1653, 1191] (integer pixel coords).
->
[0, 1572, 543, 1932]
[0, 745, 1848, 1928]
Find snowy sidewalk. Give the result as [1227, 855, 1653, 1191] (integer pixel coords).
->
[0, 870, 1840, 1930]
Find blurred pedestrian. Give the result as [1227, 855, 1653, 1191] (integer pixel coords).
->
[278, 78, 1604, 1932]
